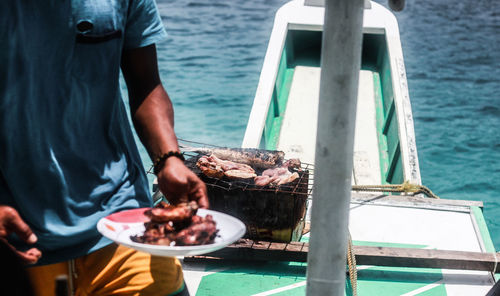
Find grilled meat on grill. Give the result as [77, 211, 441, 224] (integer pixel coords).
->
[224, 170, 257, 180]
[196, 155, 257, 180]
[184, 146, 284, 169]
[282, 158, 302, 170]
[254, 161, 300, 187]
[196, 156, 225, 178]
[254, 168, 299, 187]
[196, 153, 302, 186]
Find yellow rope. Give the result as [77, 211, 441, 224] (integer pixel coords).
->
[347, 232, 358, 296]
[351, 181, 440, 199]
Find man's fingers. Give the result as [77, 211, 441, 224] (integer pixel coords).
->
[27, 233, 37, 244]
[0, 206, 37, 244]
[16, 247, 42, 265]
[160, 183, 188, 205]
[189, 178, 209, 209]
[7, 209, 37, 244]
[1, 238, 41, 265]
[156, 163, 209, 208]
[195, 188, 209, 209]
[175, 192, 189, 205]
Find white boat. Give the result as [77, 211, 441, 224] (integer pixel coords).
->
[181, 1, 499, 295]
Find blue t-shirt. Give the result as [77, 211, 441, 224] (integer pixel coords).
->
[0, 0, 167, 265]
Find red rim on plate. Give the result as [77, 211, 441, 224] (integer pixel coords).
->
[105, 208, 150, 223]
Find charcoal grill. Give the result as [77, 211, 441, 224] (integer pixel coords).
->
[181, 147, 314, 243]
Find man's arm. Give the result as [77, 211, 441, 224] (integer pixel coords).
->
[121, 44, 208, 208]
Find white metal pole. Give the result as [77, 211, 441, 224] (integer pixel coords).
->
[306, 0, 365, 295]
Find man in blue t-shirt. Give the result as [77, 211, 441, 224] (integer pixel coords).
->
[0, 1, 207, 295]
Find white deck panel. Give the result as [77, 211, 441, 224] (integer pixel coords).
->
[349, 203, 495, 294]
[349, 204, 479, 251]
[277, 66, 381, 184]
[276, 66, 320, 165]
[353, 70, 382, 185]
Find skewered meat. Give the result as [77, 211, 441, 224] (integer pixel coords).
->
[131, 203, 218, 246]
[196, 155, 257, 179]
[184, 146, 284, 168]
[175, 215, 218, 246]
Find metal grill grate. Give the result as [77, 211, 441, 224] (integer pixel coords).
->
[183, 150, 314, 197]
[147, 139, 315, 200]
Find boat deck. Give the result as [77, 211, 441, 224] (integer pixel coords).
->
[181, 195, 496, 295]
[276, 66, 382, 185]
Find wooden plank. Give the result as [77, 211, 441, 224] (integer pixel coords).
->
[350, 192, 483, 208]
[191, 239, 307, 262]
[355, 246, 499, 272]
[251, 241, 270, 250]
[269, 242, 287, 251]
[198, 240, 499, 272]
[285, 243, 304, 252]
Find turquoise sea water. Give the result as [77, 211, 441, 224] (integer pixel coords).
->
[125, 0, 500, 247]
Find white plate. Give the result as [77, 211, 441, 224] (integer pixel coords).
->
[97, 208, 246, 257]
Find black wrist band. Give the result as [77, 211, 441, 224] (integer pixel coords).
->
[153, 151, 185, 175]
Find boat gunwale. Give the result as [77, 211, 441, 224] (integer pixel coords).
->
[242, 0, 422, 185]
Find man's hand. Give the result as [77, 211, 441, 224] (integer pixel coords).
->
[156, 157, 209, 208]
[0, 206, 41, 264]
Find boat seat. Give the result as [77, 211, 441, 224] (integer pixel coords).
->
[277, 66, 381, 185]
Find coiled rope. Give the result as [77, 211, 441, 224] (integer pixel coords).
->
[347, 232, 358, 296]
[351, 181, 440, 199]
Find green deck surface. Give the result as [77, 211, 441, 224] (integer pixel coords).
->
[194, 241, 445, 296]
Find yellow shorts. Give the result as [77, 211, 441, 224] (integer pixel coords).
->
[27, 243, 184, 296]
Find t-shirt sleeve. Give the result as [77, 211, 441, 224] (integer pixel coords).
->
[123, 0, 168, 50]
